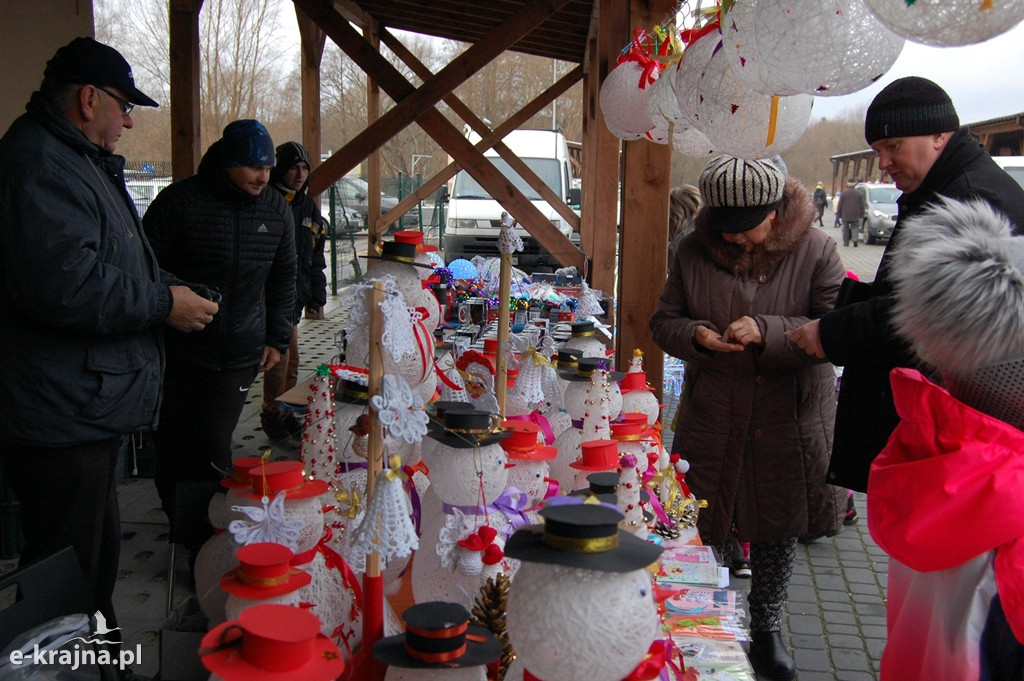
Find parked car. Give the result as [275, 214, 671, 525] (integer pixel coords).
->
[992, 155, 1024, 191]
[855, 182, 901, 245]
[332, 175, 418, 231]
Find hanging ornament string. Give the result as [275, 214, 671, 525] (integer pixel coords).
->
[618, 27, 663, 89]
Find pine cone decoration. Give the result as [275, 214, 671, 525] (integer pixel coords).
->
[470, 573, 514, 680]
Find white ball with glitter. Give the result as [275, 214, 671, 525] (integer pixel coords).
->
[866, 0, 1024, 46]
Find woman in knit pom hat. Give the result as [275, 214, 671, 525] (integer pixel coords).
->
[868, 197, 1024, 681]
[142, 120, 297, 560]
[788, 76, 1024, 494]
[650, 155, 845, 680]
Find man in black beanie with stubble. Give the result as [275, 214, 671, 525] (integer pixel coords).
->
[788, 76, 1024, 494]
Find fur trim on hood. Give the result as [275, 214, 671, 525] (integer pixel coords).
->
[693, 177, 817, 275]
[890, 196, 1024, 375]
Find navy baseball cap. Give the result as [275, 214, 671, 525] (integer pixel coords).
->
[44, 37, 158, 108]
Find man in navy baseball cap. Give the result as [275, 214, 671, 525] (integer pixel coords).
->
[44, 36, 158, 108]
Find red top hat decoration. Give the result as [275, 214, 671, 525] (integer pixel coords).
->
[221, 456, 266, 489]
[618, 371, 650, 394]
[220, 543, 312, 600]
[500, 420, 557, 461]
[240, 460, 329, 501]
[570, 439, 620, 471]
[393, 229, 439, 254]
[200, 604, 345, 681]
[610, 421, 645, 442]
[620, 412, 650, 429]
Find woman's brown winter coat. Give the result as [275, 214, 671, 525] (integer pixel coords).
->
[650, 179, 845, 547]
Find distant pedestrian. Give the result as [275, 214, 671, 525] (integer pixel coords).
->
[835, 179, 864, 247]
[812, 182, 828, 227]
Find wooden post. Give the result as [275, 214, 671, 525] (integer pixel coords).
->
[496, 253, 511, 417]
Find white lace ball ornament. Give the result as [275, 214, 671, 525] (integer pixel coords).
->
[673, 32, 722, 130]
[296, 550, 362, 645]
[673, 125, 717, 158]
[507, 562, 660, 681]
[866, 0, 1024, 46]
[620, 388, 661, 428]
[695, 45, 813, 158]
[723, 0, 801, 96]
[753, 0, 904, 96]
[600, 60, 657, 138]
[193, 531, 239, 624]
[646, 70, 687, 126]
[550, 425, 583, 492]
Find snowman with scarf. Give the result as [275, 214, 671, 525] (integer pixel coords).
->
[411, 409, 528, 606]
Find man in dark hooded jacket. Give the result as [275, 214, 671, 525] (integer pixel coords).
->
[789, 77, 1024, 492]
[143, 119, 296, 553]
[0, 37, 217, 646]
[260, 141, 327, 440]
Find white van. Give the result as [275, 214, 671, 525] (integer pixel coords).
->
[992, 156, 1024, 191]
[443, 129, 580, 271]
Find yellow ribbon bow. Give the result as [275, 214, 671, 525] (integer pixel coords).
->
[384, 454, 407, 482]
[335, 487, 362, 519]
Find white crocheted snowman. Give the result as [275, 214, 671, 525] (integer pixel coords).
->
[504, 503, 664, 681]
[501, 419, 558, 508]
[618, 349, 662, 428]
[411, 410, 524, 607]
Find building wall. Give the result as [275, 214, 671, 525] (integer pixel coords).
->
[0, 0, 93, 133]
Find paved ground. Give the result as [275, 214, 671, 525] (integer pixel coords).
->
[1, 215, 890, 680]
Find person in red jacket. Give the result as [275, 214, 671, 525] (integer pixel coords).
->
[870, 197, 1024, 680]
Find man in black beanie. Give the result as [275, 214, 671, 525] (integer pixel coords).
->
[788, 76, 1024, 493]
[142, 119, 296, 555]
[260, 141, 327, 440]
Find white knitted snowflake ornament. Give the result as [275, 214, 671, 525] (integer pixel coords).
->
[370, 374, 429, 445]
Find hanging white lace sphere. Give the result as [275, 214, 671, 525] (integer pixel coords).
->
[865, 0, 1024, 46]
[673, 125, 717, 158]
[507, 562, 660, 681]
[620, 390, 661, 428]
[753, 0, 904, 96]
[193, 531, 240, 625]
[600, 60, 657, 138]
[673, 31, 721, 130]
[722, 0, 802, 96]
[695, 45, 814, 158]
[646, 69, 687, 126]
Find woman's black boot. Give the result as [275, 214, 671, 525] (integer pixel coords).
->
[749, 630, 797, 680]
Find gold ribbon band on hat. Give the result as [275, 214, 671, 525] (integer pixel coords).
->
[236, 571, 291, 588]
[612, 433, 643, 441]
[543, 530, 618, 554]
[341, 384, 369, 400]
[572, 329, 595, 337]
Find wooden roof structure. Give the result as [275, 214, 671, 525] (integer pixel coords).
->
[168, 0, 676, 396]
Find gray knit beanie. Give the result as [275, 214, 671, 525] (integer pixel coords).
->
[864, 77, 959, 145]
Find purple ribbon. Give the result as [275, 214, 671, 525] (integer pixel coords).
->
[404, 479, 422, 535]
[337, 460, 368, 472]
[571, 418, 584, 430]
[544, 494, 620, 513]
[442, 487, 531, 536]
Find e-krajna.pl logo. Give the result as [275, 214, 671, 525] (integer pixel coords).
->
[6, 612, 142, 672]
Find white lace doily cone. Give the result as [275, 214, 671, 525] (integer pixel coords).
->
[223, 591, 301, 622]
[507, 458, 552, 509]
[620, 390, 661, 429]
[386, 667, 488, 681]
[549, 425, 583, 492]
[295, 549, 363, 648]
[193, 531, 239, 625]
[506, 562, 660, 681]
[343, 469, 418, 574]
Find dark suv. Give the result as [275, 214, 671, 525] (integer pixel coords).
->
[333, 176, 418, 231]
[856, 182, 901, 245]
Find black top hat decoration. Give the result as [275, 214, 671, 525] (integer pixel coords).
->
[426, 409, 511, 448]
[426, 400, 475, 432]
[372, 601, 502, 668]
[559, 356, 626, 383]
[365, 240, 434, 269]
[504, 502, 662, 572]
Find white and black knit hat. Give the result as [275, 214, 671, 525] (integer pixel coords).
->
[890, 197, 1024, 429]
[699, 155, 785, 234]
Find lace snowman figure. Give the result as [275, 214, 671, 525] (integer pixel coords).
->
[411, 409, 525, 607]
[618, 349, 662, 428]
[504, 503, 667, 681]
[501, 419, 559, 509]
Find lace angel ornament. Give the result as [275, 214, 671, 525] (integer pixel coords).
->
[227, 491, 306, 551]
[344, 456, 418, 573]
[498, 211, 524, 254]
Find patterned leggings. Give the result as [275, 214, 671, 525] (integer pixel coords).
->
[720, 538, 797, 632]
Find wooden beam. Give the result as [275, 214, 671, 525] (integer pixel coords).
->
[302, 1, 585, 269]
[295, 4, 326, 200]
[379, 29, 581, 233]
[168, 0, 203, 181]
[297, 0, 573, 192]
[616, 0, 676, 392]
[365, 21, 383, 242]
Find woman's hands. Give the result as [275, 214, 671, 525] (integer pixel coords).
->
[695, 316, 762, 353]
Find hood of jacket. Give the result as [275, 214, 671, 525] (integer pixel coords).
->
[693, 177, 817, 276]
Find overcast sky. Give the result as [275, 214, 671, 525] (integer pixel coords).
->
[809, 21, 1024, 125]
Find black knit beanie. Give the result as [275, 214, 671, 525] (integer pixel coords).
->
[864, 76, 959, 145]
[270, 141, 310, 185]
